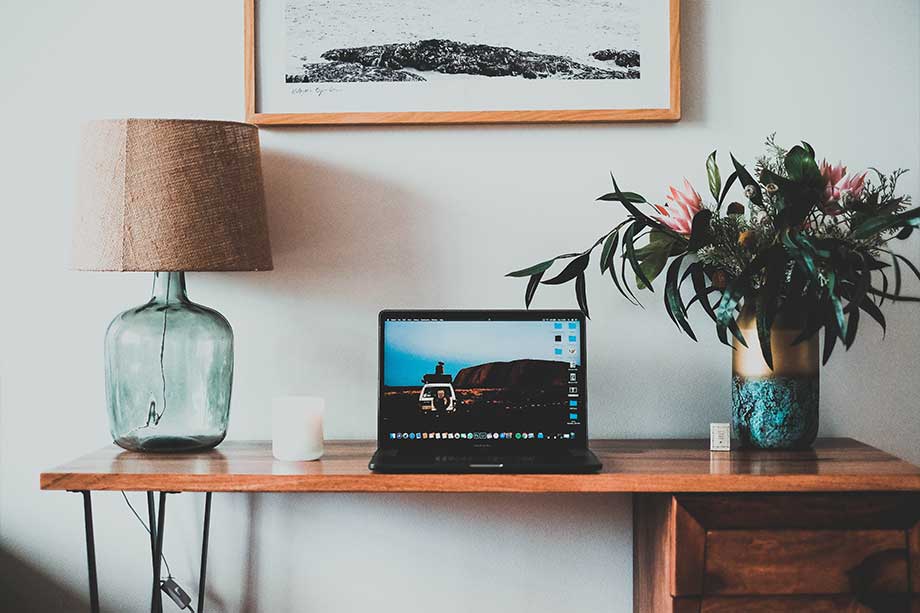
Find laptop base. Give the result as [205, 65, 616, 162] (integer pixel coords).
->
[369, 448, 602, 474]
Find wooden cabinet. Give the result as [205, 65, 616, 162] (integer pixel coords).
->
[634, 493, 920, 612]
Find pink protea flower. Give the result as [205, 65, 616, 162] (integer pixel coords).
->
[820, 160, 868, 213]
[650, 179, 703, 235]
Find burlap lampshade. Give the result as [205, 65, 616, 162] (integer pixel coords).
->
[72, 118, 273, 271]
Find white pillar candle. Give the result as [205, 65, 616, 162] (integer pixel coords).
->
[272, 396, 325, 461]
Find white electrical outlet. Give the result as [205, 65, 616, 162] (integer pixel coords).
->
[710, 423, 731, 451]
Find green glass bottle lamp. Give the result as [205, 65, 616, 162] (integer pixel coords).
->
[104, 272, 234, 452]
[73, 119, 273, 452]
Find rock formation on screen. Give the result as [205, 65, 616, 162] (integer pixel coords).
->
[453, 359, 569, 389]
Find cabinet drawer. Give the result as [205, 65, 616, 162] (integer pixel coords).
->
[704, 530, 908, 595]
[634, 494, 920, 612]
[697, 595, 914, 612]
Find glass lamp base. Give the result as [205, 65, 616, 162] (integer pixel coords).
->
[105, 272, 233, 453]
[115, 433, 227, 453]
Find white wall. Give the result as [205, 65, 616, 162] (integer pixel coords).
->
[1, 1, 918, 611]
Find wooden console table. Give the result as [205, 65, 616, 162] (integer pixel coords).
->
[41, 438, 920, 612]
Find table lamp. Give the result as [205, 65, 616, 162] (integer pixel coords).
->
[72, 119, 273, 452]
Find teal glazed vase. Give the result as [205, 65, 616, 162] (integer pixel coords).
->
[105, 272, 233, 452]
[731, 306, 819, 449]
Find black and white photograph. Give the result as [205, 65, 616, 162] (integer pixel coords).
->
[284, 0, 641, 84]
[248, 0, 678, 123]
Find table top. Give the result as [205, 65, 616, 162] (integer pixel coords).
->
[39, 438, 920, 494]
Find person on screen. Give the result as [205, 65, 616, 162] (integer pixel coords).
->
[433, 388, 450, 411]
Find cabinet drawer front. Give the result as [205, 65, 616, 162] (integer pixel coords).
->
[704, 530, 908, 595]
[698, 595, 912, 612]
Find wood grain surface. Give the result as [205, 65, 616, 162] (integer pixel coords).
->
[40, 438, 920, 493]
[704, 529, 909, 595]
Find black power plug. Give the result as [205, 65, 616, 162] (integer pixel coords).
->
[161, 578, 192, 610]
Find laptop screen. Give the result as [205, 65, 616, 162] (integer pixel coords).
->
[378, 311, 587, 448]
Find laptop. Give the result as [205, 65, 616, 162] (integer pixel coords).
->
[369, 310, 602, 473]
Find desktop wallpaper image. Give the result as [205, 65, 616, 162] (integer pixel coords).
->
[382, 320, 582, 437]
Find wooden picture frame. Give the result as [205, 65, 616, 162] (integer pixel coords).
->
[244, 0, 680, 126]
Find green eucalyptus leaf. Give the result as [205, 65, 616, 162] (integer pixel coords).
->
[542, 253, 590, 285]
[687, 209, 714, 251]
[575, 272, 589, 318]
[890, 251, 903, 297]
[620, 238, 642, 306]
[664, 254, 697, 340]
[507, 258, 557, 278]
[525, 272, 544, 308]
[826, 273, 848, 342]
[731, 154, 762, 206]
[823, 317, 838, 365]
[878, 269, 889, 306]
[782, 232, 819, 282]
[607, 244, 638, 306]
[597, 191, 647, 204]
[689, 265, 718, 323]
[633, 230, 677, 259]
[727, 316, 747, 347]
[845, 253, 872, 314]
[753, 247, 787, 368]
[867, 287, 920, 302]
[624, 221, 654, 291]
[718, 171, 738, 208]
[857, 296, 886, 336]
[755, 294, 774, 370]
[715, 251, 769, 326]
[633, 230, 679, 289]
[792, 306, 822, 346]
[844, 303, 860, 349]
[716, 323, 730, 347]
[706, 150, 721, 201]
[892, 251, 920, 284]
[784, 144, 821, 184]
[636, 248, 670, 290]
[852, 207, 920, 239]
[599, 231, 618, 274]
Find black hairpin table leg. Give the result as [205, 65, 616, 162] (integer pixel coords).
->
[198, 492, 213, 613]
[147, 492, 162, 613]
[152, 492, 167, 613]
[77, 491, 100, 613]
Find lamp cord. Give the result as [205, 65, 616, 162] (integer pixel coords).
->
[121, 492, 198, 612]
[156, 273, 170, 425]
[121, 491, 173, 578]
[144, 273, 170, 428]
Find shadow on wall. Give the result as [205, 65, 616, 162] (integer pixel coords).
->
[679, 0, 706, 123]
[241, 493, 262, 613]
[0, 547, 87, 612]
[254, 150, 436, 304]
[235, 492, 630, 611]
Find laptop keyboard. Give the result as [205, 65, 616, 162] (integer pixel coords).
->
[433, 455, 550, 466]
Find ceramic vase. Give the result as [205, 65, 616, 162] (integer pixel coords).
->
[731, 304, 819, 449]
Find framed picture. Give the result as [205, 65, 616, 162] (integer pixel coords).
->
[244, 0, 680, 126]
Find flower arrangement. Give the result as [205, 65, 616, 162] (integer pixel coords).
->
[509, 136, 917, 368]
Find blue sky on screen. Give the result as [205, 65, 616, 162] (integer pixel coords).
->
[383, 320, 581, 386]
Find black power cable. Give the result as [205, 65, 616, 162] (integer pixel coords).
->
[121, 492, 196, 612]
